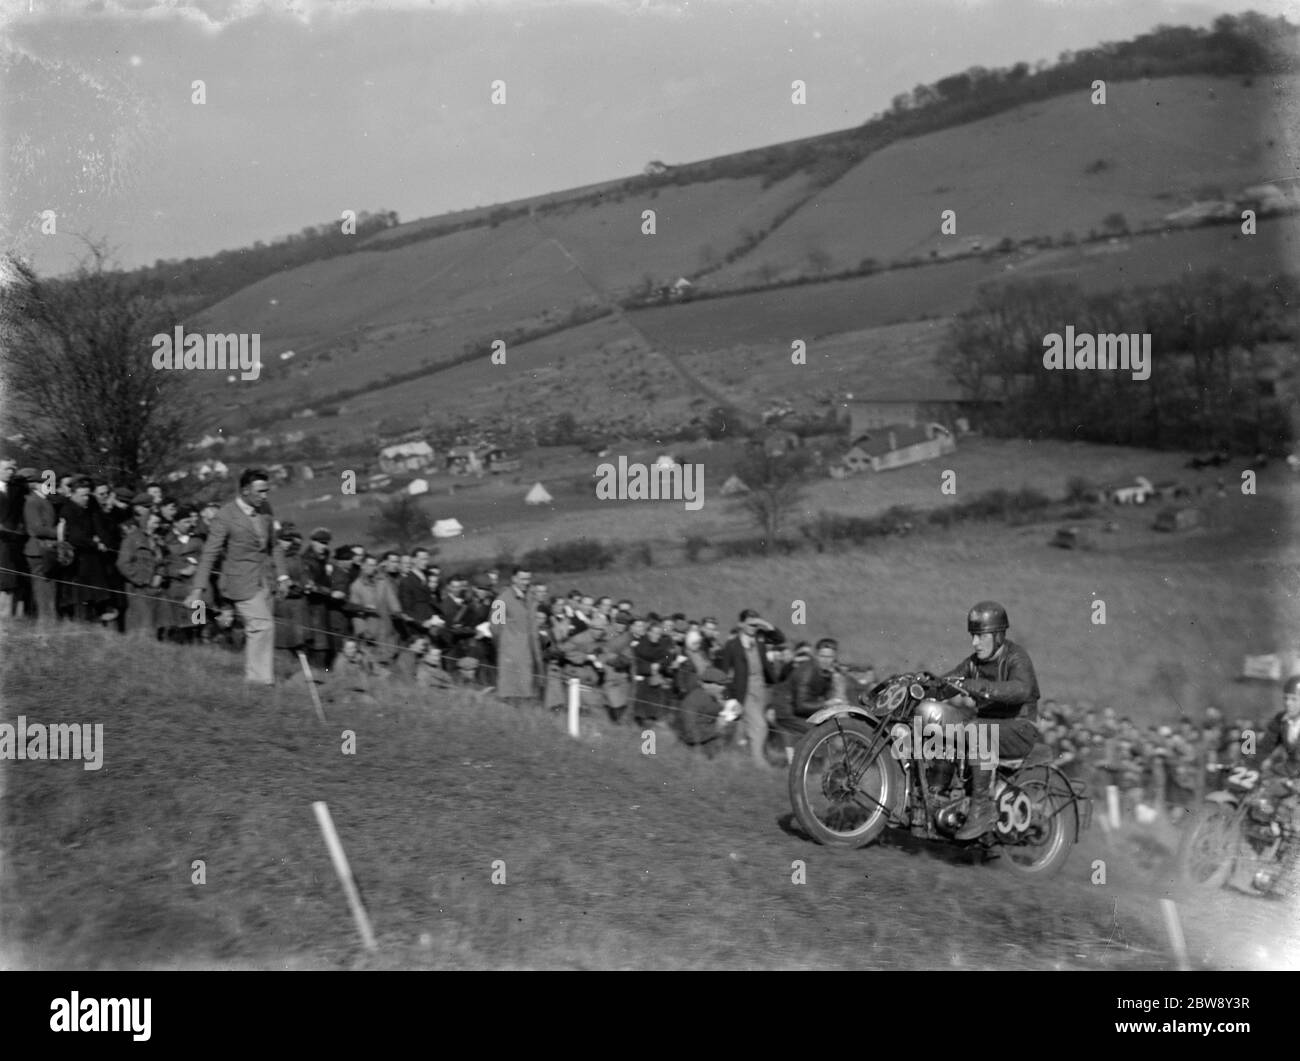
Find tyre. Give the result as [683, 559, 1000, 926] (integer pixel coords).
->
[788, 717, 903, 848]
[1176, 803, 1240, 890]
[997, 765, 1077, 877]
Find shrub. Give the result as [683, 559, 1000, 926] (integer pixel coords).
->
[682, 533, 710, 563]
[1065, 475, 1095, 503]
[625, 541, 654, 567]
[715, 537, 770, 560]
[520, 538, 616, 574]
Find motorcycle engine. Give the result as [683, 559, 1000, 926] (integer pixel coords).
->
[934, 792, 969, 835]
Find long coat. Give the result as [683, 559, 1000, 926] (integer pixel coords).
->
[274, 552, 308, 649]
[116, 524, 165, 633]
[60, 498, 111, 606]
[161, 529, 204, 629]
[492, 587, 542, 699]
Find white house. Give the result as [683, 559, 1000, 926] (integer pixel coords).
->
[379, 440, 435, 475]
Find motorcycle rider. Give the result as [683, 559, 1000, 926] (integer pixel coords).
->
[945, 601, 1042, 841]
[1254, 675, 1300, 832]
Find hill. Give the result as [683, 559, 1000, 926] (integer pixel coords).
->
[4, 622, 1293, 970]
[706, 74, 1300, 285]
[179, 72, 1299, 448]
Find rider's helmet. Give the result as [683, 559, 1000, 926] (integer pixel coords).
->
[967, 601, 1009, 648]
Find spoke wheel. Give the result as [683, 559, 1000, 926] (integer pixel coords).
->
[788, 718, 903, 848]
[997, 766, 1076, 876]
[1177, 804, 1240, 889]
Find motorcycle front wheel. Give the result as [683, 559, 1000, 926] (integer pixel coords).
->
[1176, 803, 1240, 890]
[788, 718, 903, 848]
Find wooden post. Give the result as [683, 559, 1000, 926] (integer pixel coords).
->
[312, 802, 377, 951]
[1151, 756, 1168, 821]
[1106, 784, 1122, 830]
[1160, 899, 1191, 971]
[567, 677, 581, 739]
[297, 650, 327, 723]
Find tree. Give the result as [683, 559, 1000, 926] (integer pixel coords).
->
[0, 241, 195, 485]
[1101, 212, 1129, 235]
[368, 494, 431, 552]
[729, 447, 814, 550]
[806, 246, 833, 273]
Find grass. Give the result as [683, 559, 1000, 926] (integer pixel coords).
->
[3, 457, 1295, 969]
[708, 74, 1299, 282]
[1, 623, 1248, 971]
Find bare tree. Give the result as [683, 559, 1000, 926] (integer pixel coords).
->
[729, 447, 814, 550]
[1, 241, 195, 484]
[368, 493, 431, 552]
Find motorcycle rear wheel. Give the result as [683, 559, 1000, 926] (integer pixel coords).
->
[997, 765, 1076, 876]
[788, 718, 903, 848]
[1176, 804, 1239, 890]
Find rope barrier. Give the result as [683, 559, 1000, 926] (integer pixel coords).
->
[0, 562, 744, 723]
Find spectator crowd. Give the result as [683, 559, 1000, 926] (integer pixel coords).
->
[0, 460, 1272, 787]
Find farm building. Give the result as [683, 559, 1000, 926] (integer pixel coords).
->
[444, 444, 520, 476]
[379, 440, 436, 475]
[841, 422, 955, 474]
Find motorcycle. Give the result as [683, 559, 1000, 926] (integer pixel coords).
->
[1176, 765, 1300, 898]
[787, 671, 1091, 875]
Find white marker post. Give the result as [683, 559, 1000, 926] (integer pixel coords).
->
[1160, 898, 1191, 971]
[1106, 784, 1122, 830]
[312, 801, 377, 951]
[567, 677, 581, 739]
[297, 650, 327, 723]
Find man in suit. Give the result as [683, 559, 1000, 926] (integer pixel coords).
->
[398, 546, 439, 636]
[21, 468, 59, 623]
[0, 457, 26, 617]
[718, 608, 785, 768]
[187, 468, 287, 686]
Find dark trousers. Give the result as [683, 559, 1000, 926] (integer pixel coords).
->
[971, 717, 1040, 797]
[26, 552, 59, 622]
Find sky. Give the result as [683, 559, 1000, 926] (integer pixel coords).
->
[2, 0, 1295, 276]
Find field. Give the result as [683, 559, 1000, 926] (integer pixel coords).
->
[631, 218, 1300, 354]
[2, 598, 1289, 967]
[708, 74, 1300, 284]
[278, 435, 1232, 551]
[268, 439, 1291, 726]
[175, 73, 1300, 446]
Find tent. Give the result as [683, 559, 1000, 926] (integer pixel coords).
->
[407, 478, 430, 496]
[720, 475, 750, 495]
[524, 482, 553, 505]
[432, 519, 463, 539]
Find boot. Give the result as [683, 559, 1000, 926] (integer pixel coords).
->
[956, 761, 998, 840]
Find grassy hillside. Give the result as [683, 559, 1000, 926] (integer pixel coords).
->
[708, 74, 1300, 285]
[266, 437, 1292, 729]
[177, 74, 1299, 444]
[4, 624, 1293, 970]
